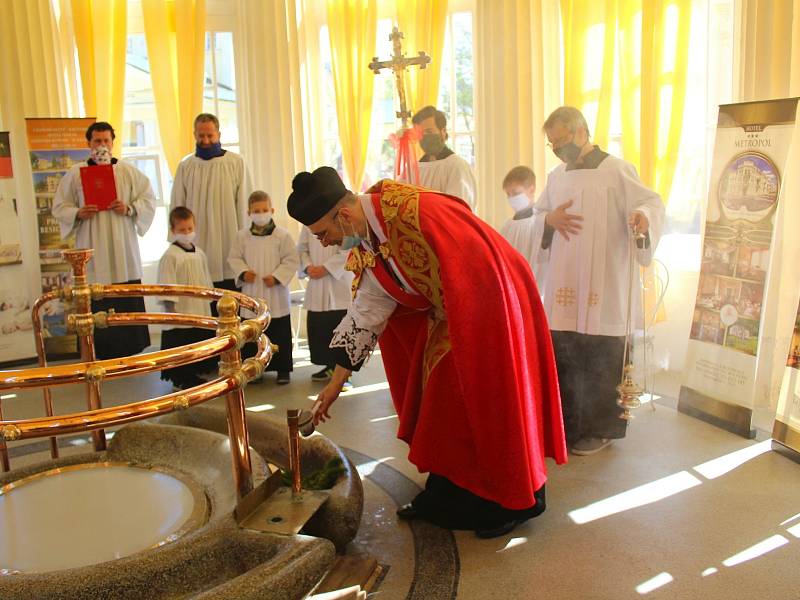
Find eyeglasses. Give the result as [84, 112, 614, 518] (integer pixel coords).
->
[311, 210, 340, 243]
[546, 132, 574, 150]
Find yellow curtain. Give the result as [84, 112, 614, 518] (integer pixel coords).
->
[560, 0, 617, 149]
[619, 0, 691, 203]
[396, 0, 448, 112]
[326, 0, 377, 190]
[71, 0, 127, 129]
[142, 0, 206, 174]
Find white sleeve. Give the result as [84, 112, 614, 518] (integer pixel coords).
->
[618, 161, 664, 266]
[156, 251, 180, 305]
[297, 226, 311, 275]
[52, 169, 81, 239]
[330, 270, 397, 368]
[227, 232, 250, 283]
[449, 159, 477, 211]
[273, 231, 300, 286]
[170, 161, 186, 210]
[322, 249, 349, 280]
[129, 166, 156, 236]
[236, 158, 252, 230]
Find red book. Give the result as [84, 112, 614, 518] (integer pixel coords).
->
[79, 164, 117, 210]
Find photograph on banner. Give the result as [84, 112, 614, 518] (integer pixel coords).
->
[789, 306, 800, 370]
[681, 98, 798, 412]
[26, 117, 95, 356]
[0, 132, 11, 178]
[773, 300, 800, 447]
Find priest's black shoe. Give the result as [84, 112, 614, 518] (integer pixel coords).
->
[396, 503, 419, 520]
[475, 519, 523, 539]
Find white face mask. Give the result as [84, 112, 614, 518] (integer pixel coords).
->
[507, 192, 530, 213]
[174, 232, 196, 246]
[91, 145, 112, 165]
[251, 212, 273, 227]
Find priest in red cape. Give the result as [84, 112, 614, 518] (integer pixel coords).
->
[288, 166, 567, 538]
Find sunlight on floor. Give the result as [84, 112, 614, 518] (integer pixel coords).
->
[369, 414, 398, 423]
[246, 403, 276, 413]
[568, 471, 702, 524]
[355, 456, 394, 478]
[497, 537, 527, 553]
[635, 572, 673, 594]
[693, 440, 772, 480]
[722, 534, 789, 567]
[306, 382, 390, 401]
[701, 567, 718, 577]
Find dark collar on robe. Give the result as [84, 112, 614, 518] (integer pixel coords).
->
[87, 158, 118, 166]
[513, 205, 535, 220]
[565, 146, 609, 171]
[250, 221, 276, 236]
[420, 146, 455, 163]
[173, 242, 196, 252]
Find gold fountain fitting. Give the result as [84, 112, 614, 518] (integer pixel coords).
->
[616, 364, 642, 420]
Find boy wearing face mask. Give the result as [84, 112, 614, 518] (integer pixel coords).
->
[157, 206, 217, 390]
[499, 166, 548, 288]
[406, 106, 478, 212]
[228, 191, 299, 384]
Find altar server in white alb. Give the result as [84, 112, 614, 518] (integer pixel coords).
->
[499, 165, 548, 287]
[53, 121, 155, 359]
[170, 113, 251, 290]
[532, 106, 664, 456]
[157, 206, 218, 390]
[228, 191, 299, 384]
[407, 105, 477, 211]
[297, 225, 354, 382]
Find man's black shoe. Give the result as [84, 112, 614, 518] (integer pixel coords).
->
[475, 519, 523, 539]
[396, 503, 419, 520]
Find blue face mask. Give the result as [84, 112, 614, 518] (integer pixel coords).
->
[339, 215, 365, 250]
[195, 142, 225, 160]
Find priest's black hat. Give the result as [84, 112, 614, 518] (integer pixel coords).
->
[287, 166, 347, 226]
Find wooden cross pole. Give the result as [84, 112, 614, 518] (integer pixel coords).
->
[368, 27, 431, 129]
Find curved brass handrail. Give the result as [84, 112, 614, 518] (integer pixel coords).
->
[0, 249, 274, 498]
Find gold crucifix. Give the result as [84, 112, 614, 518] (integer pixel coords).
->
[368, 27, 431, 128]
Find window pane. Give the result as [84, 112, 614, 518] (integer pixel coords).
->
[122, 156, 163, 204]
[123, 34, 159, 149]
[214, 32, 239, 144]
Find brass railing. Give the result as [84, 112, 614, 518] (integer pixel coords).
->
[0, 249, 274, 500]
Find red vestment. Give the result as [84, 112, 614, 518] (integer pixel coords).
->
[354, 180, 567, 510]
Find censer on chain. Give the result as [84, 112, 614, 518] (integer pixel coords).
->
[616, 224, 648, 420]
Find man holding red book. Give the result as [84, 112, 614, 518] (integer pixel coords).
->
[53, 122, 155, 359]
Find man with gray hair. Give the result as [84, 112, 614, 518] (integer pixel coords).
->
[532, 105, 664, 455]
[171, 113, 251, 291]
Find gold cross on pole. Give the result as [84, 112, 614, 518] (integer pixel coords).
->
[368, 27, 431, 128]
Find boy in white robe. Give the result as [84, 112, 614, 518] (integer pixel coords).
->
[297, 226, 353, 381]
[53, 121, 155, 359]
[499, 165, 548, 288]
[533, 106, 664, 456]
[157, 207, 217, 390]
[404, 105, 477, 211]
[228, 191, 299, 384]
[170, 113, 251, 291]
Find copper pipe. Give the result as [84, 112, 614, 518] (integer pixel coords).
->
[107, 313, 219, 330]
[31, 292, 60, 460]
[0, 399, 9, 472]
[1, 378, 239, 440]
[0, 334, 239, 390]
[287, 409, 302, 497]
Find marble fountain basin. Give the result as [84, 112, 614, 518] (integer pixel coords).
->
[0, 407, 364, 599]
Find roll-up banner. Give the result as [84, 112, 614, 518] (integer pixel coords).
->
[679, 98, 799, 438]
[25, 118, 95, 357]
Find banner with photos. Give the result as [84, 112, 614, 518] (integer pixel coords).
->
[0, 132, 36, 362]
[679, 99, 799, 436]
[25, 118, 95, 356]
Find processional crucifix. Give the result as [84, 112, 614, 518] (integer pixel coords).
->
[368, 27, 431, 183]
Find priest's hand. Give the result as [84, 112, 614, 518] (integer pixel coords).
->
[545, 200, 583, 241]
[628, 211, 650, 234]
[313, 366, 352, 425]
[263, 275, 276, 287]
[77, 205, 98, 220]
[109, 199, 127, 215]
[306, 265, 328, 279]
[242, 271, 257, 283]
